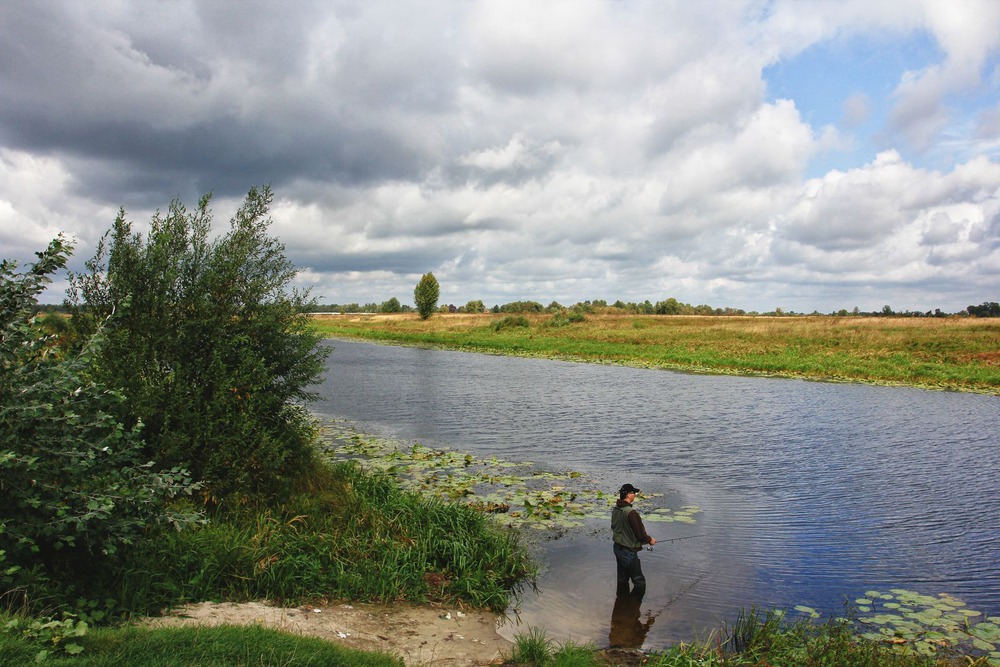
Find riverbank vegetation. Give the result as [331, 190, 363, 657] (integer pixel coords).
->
[0, 460, 531, 663]
[502, 607, 999, 666]
[0, 611, 404, 666]
[310, 312, 1000, 394]
[1, 193, 532, 663]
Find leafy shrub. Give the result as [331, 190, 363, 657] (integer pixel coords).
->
[548, 310, 587, 327]
[498, 300, 545, 313]
[491, 315, 530, 332]
[68, 187, 329, 504]
[1, 238, 202, 598]
[2, 612, 89, 661]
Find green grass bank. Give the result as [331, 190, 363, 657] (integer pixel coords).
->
[1, 459, 533, 664]
[311, 313, 1000, 394]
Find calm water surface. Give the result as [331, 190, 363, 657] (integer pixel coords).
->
[311, 339, 1000, 648]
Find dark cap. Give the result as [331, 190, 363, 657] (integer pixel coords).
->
[619, 483, 640, 495]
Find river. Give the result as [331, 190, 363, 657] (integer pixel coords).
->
[309, 339, 1000, 649]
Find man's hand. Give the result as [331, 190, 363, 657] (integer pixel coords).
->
[648, 537, 657, 546]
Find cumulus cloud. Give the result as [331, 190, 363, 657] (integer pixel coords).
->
[885, 0, 1000, 154]
[1, 1, 999, 312]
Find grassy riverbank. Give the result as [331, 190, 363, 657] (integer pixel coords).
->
[0, 620, 402, 666]
[311, 313, 1000, 394]
[5, 452, 995, 666]
[0, 459, 533, 664]
[5, 608, 991, 666]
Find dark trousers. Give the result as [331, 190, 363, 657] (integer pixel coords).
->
[613, 542, 646, 596]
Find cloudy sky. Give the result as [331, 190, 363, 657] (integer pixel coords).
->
[3, 1, 1000, 312]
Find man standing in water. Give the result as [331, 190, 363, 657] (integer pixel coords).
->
[611, 483, 656, 596]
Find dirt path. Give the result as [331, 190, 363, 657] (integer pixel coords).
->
[144, 600, 513, 666]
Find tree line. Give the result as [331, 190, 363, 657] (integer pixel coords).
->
[306, 296, 1000, 318]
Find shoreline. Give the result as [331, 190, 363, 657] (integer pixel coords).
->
[310, 313, 1000, 396]
[144, 600, 515, 667]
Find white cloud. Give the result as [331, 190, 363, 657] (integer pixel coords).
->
[886, 0, 1000, 153]
[1, 1, 999, 312]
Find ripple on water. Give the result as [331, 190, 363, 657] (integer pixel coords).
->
[313, 340, 1000, 648]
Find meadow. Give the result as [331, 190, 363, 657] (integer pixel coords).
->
[311, 313, 1000, 394]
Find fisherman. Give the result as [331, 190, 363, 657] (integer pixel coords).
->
[611, 483, 656, 597]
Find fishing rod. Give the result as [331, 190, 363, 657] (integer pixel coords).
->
[645, 534, 704, 550]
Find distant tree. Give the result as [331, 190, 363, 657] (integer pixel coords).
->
[465, 299, 485, 313]
[882, 305, 895, 316]
[414, 272, 440, 319]
[499, 300, 544, 313]
[380, 297, 402, 313]
[69, 186, 329, 504]
[655, 298, 682, 315]
[967, 302, 1000, 317]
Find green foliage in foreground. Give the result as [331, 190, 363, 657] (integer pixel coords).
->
[0, 616, 402, 666]
[35, 460, 532, 618]
[2, 458, 532, 615]
[501, 611, 994, 666]
[504, 626, 601, 666]
[69, 186, 329, 504]
[2, 460, 533, 661]
[1, 237, 202, 603]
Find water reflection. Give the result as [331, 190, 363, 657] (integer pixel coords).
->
[313, 339, 1000, 648]
[609, 591, 655, 648]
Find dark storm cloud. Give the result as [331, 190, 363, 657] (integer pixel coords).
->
[0, 1, 446, 206]
[3, 1, 1000, 313]
[298, 247, 454, 275]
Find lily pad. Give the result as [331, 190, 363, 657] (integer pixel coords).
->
[320, 420, 701, 533]
[973, 638, 996, 652]
[851, 588, 996, 658]
[793, 605, 821, 619]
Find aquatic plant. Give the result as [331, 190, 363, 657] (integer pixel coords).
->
[320, 420, 702, 533]
[851, 589, 1000, 660]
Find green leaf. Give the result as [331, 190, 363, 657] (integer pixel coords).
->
[973, 638, 996, 651]
[793, 605, 820, 618]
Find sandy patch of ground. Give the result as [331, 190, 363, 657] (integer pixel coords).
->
[144, 600, 513, 666]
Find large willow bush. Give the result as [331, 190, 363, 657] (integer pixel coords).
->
[70, 186, 329, 505]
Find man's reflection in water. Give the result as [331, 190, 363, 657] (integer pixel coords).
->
[608, 591, 656, 648]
